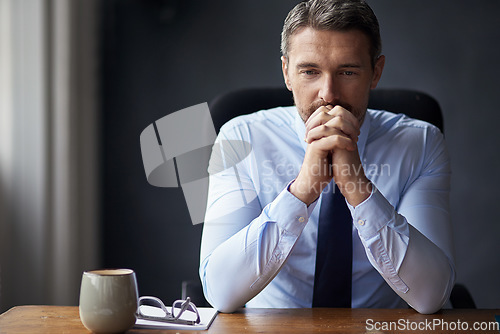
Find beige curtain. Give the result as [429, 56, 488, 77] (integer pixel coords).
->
[0, 0, 100, 311]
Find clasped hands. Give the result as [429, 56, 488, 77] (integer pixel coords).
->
[290, 105, 372, 207]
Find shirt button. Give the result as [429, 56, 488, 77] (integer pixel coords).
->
[358, 219, 365, 226]
[298, 216, 305, 223]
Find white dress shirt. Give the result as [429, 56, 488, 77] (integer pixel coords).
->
[199, 106, 455, 314]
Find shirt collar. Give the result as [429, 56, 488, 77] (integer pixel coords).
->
[294, 108, 371, 159]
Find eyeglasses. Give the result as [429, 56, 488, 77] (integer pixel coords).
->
[136, 296, 201, 325]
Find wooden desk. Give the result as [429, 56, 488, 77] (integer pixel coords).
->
[1, 306, 499, 333]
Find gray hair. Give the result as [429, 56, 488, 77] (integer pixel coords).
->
[281, 0, 382, 67]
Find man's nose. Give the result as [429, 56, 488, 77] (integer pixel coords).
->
[318, 75, 340, 104]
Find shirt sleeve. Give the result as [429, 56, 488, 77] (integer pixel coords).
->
[348, 126, 455, 314]
[199, 127, 317, 313]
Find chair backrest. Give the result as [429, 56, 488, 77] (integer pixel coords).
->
[209, 87, 443, 133]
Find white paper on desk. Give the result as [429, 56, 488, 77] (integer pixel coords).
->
[134, 305, 218, 330]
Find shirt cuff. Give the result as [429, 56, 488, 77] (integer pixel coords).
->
[262, 181, 318, 237]
[347, 185, 396, 239]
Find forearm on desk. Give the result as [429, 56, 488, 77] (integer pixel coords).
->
[200, 185, 313, 313]
[351, 185, 455, 314]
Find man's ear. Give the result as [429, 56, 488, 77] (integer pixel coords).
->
[370, 55, 385, 89]
[281, 56, 293, 91]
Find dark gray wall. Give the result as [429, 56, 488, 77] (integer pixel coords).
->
[100, 0, 500, 308]
[370, 1, 500, 309]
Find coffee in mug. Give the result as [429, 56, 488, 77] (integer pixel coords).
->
[79, 269, 138, 333]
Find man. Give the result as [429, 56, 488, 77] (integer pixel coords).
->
[200, 0, 454, 314]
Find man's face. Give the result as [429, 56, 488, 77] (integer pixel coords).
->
[282, 27, 385, 123]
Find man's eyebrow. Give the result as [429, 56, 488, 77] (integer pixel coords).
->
[339, 63, 362, 68]
[296, 62, 320, 69]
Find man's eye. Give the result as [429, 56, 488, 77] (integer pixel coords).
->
[340, 71, 358, 77]
[302, 70, 318, 76]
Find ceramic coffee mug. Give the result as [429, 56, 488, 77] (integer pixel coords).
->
[79, 269, 138, 333]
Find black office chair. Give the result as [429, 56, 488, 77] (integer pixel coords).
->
[190, 87, 474, 309]
[209, 87, 443, 134]
[449, 283, 476, 309]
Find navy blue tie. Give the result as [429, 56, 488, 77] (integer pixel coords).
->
[312, 182, 352, 307]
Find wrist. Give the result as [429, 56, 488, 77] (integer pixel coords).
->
[289, 177, 323, 206]
[290, 153, 332, 206]
[338, 176, 372, 207]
